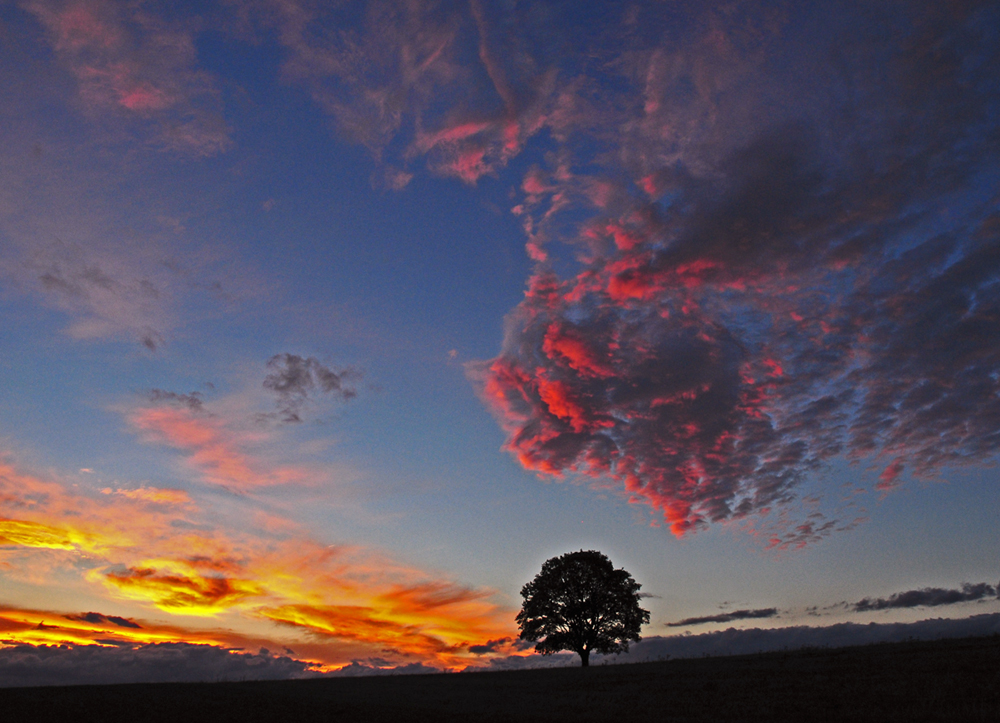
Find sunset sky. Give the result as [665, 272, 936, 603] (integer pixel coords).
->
[2, 0, 1000, 684]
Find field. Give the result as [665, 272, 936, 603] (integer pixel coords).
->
[3, 634, 998, 722]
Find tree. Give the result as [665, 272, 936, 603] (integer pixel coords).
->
[516, 550, 650, 667]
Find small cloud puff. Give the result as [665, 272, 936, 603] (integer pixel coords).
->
[262, 353, 360, 423]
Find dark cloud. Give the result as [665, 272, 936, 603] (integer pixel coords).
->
[0, 642, 315, 688]
[468, 637, 512, 654]
[469, 651, 576, 672]
[666, 608, 778, 628]
[140, 328, 163, 352]
[328, 660, 443, 677]
[616, 613, 1000, 664]
[147, 389, 204, 412]
[63, 612, 141, 629]
[471, 612, 1000, 671]
[853, 582, 999, 612]
[262, 353, 359, 423]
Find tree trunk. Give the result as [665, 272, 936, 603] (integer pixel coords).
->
[580, 649, 590, 667]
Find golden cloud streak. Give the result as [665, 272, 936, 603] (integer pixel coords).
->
[98, 562, 266, 616]
[0, 604, 272, 652]
[0, 519, 79, 550]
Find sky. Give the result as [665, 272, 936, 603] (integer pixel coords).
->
[1, 0, 999, 685]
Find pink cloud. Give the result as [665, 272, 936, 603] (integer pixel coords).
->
[876, 459, 906, 493]
[257, 0, 554, 182]
[26, 0, 229, 154]
[128, 406, 313, 491]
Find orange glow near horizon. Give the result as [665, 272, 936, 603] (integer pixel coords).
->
[0, 452, 517, 671]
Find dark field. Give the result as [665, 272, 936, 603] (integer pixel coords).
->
[3, 635, 999, 723]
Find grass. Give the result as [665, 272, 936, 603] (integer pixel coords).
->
[3, 634, 998, 722]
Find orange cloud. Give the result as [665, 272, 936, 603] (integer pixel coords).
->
[259, 602, 475, 669]
[0, 519, 79, 550]
[98, 563, 265, 616]
[0, 456, 516, 670]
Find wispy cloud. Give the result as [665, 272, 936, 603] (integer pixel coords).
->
[147, 389, 205, 411]
[17, 240, 176, 350]
[129, 405, 297, 490]
[62, 611, 141, 629]
[0, 640, 313, 688]
[24, 0, 229, 155]
[0, 603, 267, 651]
[129, 368, 360, 490]
[243, 0, 555, 183]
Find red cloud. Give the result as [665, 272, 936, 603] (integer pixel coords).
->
[876, 458, 906, 492]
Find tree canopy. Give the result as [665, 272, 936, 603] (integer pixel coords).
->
[516, 550, 650, 667]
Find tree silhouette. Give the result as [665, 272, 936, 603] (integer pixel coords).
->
[516, 550, 650, 667]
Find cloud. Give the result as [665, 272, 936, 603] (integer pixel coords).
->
[54, 0, 985, 538]
[245, 0, 556, 183]
[13, 1, 997, 544]
[468, 1, 1000, 541]
[852, 583, 999, 612]
[666, 608, 779, 628]
[0, 519, 79, 550]
[0, 642, 314, 688]
[468, 637, 511, 654]
[0, 456, 516, 670]
[16, 240, 175, 350]
[9, 608, 1000, 686]
[473, 612, 1000, 673]
[613, 613, 1000, 664]
[62, 612, 141, 629]
[99, 486, 194, 507]
[328, 660, 442, 677]
[147, 389, 205, 411]
[100, 564, 265, 616]
[128, 404, 317, 490]
[262, 353, 359, 423]
[24, 0, 229, 155]
[261, 603, 463, 665]
[0, 603, 274, 651]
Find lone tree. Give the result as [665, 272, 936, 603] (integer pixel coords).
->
[516, 550, 650, 667]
